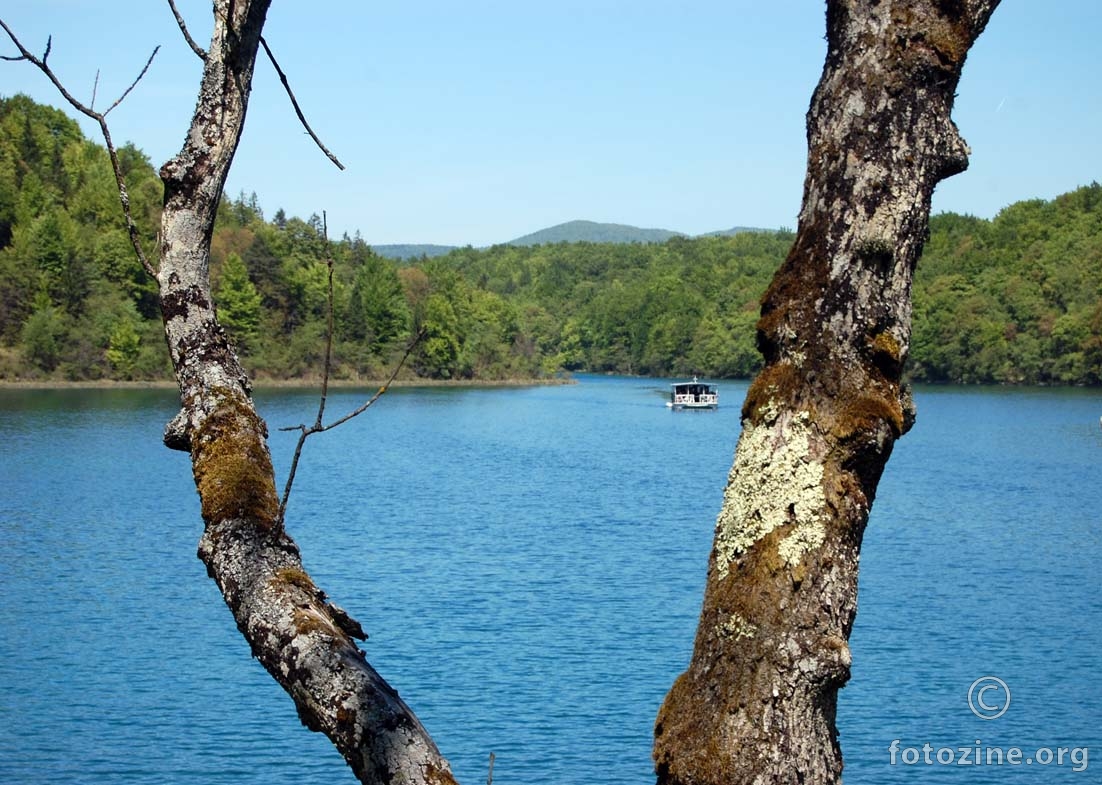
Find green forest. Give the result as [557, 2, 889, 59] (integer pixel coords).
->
[1, 94, 1099, 385]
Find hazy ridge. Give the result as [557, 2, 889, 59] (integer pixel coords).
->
[373, 220, 772, 259]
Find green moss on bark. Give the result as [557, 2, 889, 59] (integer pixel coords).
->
[191, 389, 279, 529]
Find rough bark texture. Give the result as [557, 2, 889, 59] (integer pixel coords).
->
[157, 3, 457, 784]
[654, 2, 999, 783]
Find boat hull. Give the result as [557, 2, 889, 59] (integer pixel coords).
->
[667, 401, 718, 411]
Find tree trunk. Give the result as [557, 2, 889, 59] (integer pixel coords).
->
[654, 2, 999, 783]
[156, 3, 457, 784]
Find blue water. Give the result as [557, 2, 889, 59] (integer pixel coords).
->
[1, 376, 1099, 784]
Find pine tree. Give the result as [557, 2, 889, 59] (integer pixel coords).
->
[214, 252, 262, 350]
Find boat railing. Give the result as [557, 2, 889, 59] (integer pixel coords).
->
[674, 392, 718, 405]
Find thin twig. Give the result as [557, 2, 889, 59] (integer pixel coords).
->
[315, 212, 336, 430]
[91, 69, 99, 110]
[319, 331, 424, 433]
[0, 19, 159, 277]
[278, 429, 310, 524]
[277, 328, 426, 522]
[104, 45, 160, 116]
[277, 214, 337, 520]
[167, 0, 207, 60]
[259, 35, 345, 170]
[487, 752, 495, 785]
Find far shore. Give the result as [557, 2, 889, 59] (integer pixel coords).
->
[0, 376, 576, 391]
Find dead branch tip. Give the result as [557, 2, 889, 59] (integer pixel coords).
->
[259, 35, 345, 170]
[167, 0, 207, 60]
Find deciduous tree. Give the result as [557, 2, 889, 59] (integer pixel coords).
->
[654, 2, 999, 783]
[2, 3, 456, 783]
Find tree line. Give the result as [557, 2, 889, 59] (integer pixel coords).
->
[1, 94, 1098, 386]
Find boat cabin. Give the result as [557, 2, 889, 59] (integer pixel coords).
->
[668, 377, 718, 410]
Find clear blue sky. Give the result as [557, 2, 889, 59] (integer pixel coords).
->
[3, 1, 1099, 246]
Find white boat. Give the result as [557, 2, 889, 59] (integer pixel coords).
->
[667, 377, 718, 410]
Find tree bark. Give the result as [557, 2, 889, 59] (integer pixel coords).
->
[156, 4, 457, 784]
[654, 2, 999, 783]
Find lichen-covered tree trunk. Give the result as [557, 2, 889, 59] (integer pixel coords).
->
[654, 2, 999, 783]
[156, 3, 456, 784]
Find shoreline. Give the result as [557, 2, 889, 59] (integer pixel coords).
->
[0, 376, 576, 391]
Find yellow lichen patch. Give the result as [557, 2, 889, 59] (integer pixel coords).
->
[777, 519, 827, 568]
[713, 413, 827, 580]
[717, 613, 758, 642]
[192, 391, 280, 529]
[867, 330, 903, 376]
[868, 331, 901, 362]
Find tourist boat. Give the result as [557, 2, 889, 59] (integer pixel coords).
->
[667, 377, 718, 410]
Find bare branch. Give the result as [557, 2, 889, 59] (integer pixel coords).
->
[275, 324, 425, 520]
[315, 333, 424, 433]
[0, 18, 159, 277]
[2, 22, 98, 121]
[259, 35, 345, 170]
[91, 69, 100, 111]
[167, 0, 207, 60]
[100, 125, 158, 276]
[104, 45, 160, 116]
[275, 211, 338, 521]
[316, 212, 336, 429]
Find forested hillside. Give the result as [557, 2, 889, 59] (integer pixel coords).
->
[0, 95, 164, 379]
[1, 95, 1099, 385]
[913, 191, 1102, 384]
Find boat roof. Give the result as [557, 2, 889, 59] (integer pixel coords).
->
[671, 380, 716, 388]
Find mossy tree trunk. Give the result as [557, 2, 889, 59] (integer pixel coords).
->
[654, 2, 999, 783]
[155, 3, 457, 784]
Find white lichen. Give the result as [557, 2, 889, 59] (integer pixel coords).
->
[717, 613, 758, 641]
[714, 411, 827, 578]
[777, 520, 827, 567]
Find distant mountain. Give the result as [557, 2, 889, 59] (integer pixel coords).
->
[507, 220, 685, 246]
[371, 221, 774, 258]
[700, 226, 771, 237]
[372, 244, 458, 261]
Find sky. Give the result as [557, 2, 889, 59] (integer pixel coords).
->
[2, 1, 1100, 247]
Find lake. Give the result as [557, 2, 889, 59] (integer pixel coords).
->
[1, 375, 1099, 784]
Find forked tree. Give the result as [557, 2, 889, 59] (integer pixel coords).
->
[2, 1, 999, 783]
